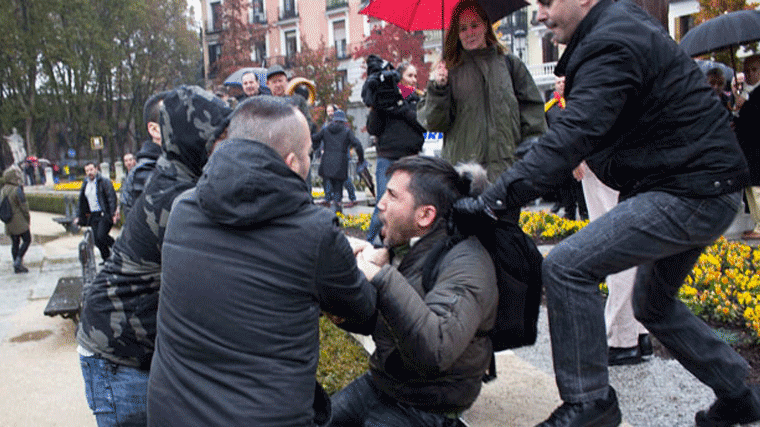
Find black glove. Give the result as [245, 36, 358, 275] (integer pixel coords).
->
[451, 196, 498, 236]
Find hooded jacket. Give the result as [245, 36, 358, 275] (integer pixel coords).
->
[147, 138, 377, 427]
[483, 0, 748, 209]
[311, 120, 364, 181]
[417, 47, 546, 181]
[76, 86, 232, 370]
[1, 167, 30, 236]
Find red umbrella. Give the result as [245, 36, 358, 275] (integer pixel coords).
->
[359, 0, 528, 33]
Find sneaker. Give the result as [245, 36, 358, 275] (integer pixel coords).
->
[695, 385, 760, 427]
[535, 387, 622, 427]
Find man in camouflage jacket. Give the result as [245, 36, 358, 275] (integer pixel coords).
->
[76, 86, 232, 427]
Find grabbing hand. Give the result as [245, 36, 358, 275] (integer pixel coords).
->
[452, 196, 498, 236]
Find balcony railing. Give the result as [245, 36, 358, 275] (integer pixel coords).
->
[326, 0, 348, 11]
[528, 61, 557, 87]
[279, 6, 298, 21]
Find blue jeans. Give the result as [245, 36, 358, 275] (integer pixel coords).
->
[366, 157, 393, 242]
[544, 191, 750, 403]
[328, 373, 463, 427]
[79, 354, 149, 427]
[324, 179, 356, 202]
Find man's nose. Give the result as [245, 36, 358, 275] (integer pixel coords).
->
[536, 5, 548, 22]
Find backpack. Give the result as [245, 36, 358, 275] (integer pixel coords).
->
[0, 193, 12, 223]
[421, 219, 544, 383]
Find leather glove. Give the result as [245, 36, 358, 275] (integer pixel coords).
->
[451, 196, 498, 236]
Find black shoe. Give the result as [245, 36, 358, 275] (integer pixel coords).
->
[608, 346, 642, 366]
[551, 202, 561, 214]
[14, 264, 29, 273]
[695, 385, 760, 427]
[638, 334, 653, 357]
[535, 387, 622, 427]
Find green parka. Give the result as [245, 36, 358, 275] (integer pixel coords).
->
[417, 46, 546, 181]
[1, 167, 30, 236]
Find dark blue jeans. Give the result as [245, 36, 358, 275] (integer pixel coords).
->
[544, 191, 750, 403]
[366, 157, 392, 243]
[328, 373, 463, 427]
[80, 354, 149, 427]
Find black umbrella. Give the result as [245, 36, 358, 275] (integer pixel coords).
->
[679, 10, 760, 72]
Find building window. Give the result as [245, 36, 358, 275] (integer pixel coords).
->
[209, 43, 222, 66]
[333, 20, 347, 59]
[285, 29, 298, 59]
[281, 0, 297, 20]
[251, 0, 266, 24]
[335, 69, 348, 92]
[253, 40, 266, 64]
[211, 1, 222, 32]
[542, 33, 559, 63]
[675, 14, 695, 41]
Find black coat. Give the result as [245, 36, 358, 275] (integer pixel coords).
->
[734, 85, 760, 185]
[484, 0, 748, 208]
[312, 121, 364, 181]
[367, 92, 426, 160]
[147, 139, 377, 427]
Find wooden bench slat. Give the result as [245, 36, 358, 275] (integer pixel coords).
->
[44, 276, 83, 318]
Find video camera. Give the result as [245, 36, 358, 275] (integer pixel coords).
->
[361, 54, 403, 111]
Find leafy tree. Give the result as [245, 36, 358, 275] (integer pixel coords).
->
[213, 0, 269, 83]
[352, 24, 430, 90]
[291, 38, 353, 128]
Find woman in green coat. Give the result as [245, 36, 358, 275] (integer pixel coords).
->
[1, 167, 31, 273]
[417, 0, 546, 181]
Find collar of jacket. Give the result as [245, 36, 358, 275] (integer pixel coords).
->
[554, 0, 614, 79]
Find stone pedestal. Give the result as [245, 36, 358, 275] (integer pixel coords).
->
[114, 161, 124, 183]
[99, 162, 110, 179]
[44, 167, 54, 188]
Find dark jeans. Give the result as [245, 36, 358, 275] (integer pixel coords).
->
[325, 178, 346, 204]
[88, 212, 114, 260]
[328, 373, 464, 427]
[544, 190, 749, 403]
[558, 177, 588, 220]
[11, 230, 31, 261]
[324, 178, 356, 202]
[366, 157, 392, 243]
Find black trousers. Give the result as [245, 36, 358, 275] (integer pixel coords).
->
[11, 230, 31, 261]
[87, 212, 114, 260]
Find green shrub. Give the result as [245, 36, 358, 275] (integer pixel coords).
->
[27, 193, 77, 215]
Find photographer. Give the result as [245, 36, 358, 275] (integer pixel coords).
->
[363, 57, 426, 243]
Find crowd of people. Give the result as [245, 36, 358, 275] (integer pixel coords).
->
[3, 0, 759, 426]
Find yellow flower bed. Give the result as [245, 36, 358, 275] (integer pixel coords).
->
[336, 212, 371, 231]
[55, 181, 121, 191]
[312, 190, 325, 199]
[519, 210, 760, 342]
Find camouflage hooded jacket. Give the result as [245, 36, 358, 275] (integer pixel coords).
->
[76, 86, 231, 369]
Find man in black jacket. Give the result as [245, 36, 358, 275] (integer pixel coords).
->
[147, 96, 377, 427]
[75, 162, 117, 261]
[454, 0, 757, 426]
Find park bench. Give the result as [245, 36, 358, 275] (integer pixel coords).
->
[52, 195, 80, 234]
[43, 228, 97, 323]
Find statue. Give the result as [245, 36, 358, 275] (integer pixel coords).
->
[3, 128, 27, 166]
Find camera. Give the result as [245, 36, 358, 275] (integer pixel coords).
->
[361, 55, 402, 111]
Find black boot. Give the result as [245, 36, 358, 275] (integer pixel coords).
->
[535, 386, 622, 427]
[13, 257, 29, 274]
[695, 385, 760, 427]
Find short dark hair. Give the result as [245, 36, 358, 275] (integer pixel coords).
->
[144, 91, 169, 124]
[227, 96, 306, 157]
[386, 156, 465, 225]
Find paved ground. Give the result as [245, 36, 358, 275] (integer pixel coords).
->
[1, 200, 757, 426]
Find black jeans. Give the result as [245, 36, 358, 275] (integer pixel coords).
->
[88, 212, 114, 260]
[11, 230, 31, 261]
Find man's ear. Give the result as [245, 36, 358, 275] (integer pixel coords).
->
[415, 205, 437, 229]
[284, 152, 299, 174]
[147, 122, 162, 145]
